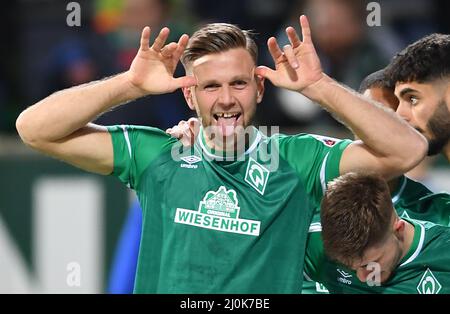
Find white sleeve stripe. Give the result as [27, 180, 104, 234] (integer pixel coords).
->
[391, 176, 407, 204]
[303, 271, 313, 282]
[399, 223, 425, 267]
[120, 125, 132, 159]
[308, 224, 322, 233]
[320, 152, 330, 195]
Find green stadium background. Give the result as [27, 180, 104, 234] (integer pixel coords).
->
[0, 148, 130, 293]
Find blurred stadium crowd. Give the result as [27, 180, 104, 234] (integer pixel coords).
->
[0, 0, 448, 134]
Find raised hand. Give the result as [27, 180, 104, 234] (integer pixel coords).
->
[166, 117, 200, 147]
[127, 27, 197, 96]
[255, 15, 323, 94]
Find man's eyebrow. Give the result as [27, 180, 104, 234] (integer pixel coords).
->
[198, 79, 220, 86]
[399, 87, 418, 98]
[230, 75, 252, 81]
[199, 75, 253, 86]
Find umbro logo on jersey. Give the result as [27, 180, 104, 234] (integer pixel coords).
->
[417, 268, 442, 294]
[180, 155, 202, 169]
[337, 268, 353, 285]
[337, 269, 353, 278]
[245, 157, 270, 195]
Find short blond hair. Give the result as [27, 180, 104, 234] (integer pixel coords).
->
[181, 23, 257, 69]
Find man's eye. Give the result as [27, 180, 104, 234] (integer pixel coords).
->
[232, 81, 247, 89]
[204, 85, 219, 91]
[409, 96, 419, 105]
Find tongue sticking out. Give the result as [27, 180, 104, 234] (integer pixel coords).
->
[216, 116, 238, 137]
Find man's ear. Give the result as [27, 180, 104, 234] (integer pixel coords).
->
[445, 83, 450, 111]
[393, 216, 406, 240]
[182, 86, 195, 110]
[256, 75, 265, 104]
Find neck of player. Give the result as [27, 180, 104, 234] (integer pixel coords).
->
[202, 127, 256, 154]
[399, 220, 416, 262]
[443, 141, 450, 162]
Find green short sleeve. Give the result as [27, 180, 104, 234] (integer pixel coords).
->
[277, 133, 352, 206]
[107, 125, 177, 189]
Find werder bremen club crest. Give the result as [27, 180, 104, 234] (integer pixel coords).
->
[174, 186, 261, 236]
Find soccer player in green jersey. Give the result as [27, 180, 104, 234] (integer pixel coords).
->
[15, 16, 427, 293]
[302, 68, 450, 294]
[304, 32, 450, 294]
[386, 34, 450, 161]
[356, 69, 450, 226]
[304, 186, 450, 294]
[309, 172, 450, 294]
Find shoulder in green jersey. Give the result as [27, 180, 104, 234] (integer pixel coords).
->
[107, 125, 177, 189]
[305, 218, 450, 293]
[393, 176, 450, 226]
[346, 220, 450, 293]
[304, 178, 450, 294]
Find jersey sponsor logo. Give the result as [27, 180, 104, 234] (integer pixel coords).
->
[311, 134, 340, 147]
[336, 268, 353, 285]
[244, 157, 270, 195]
[174, 186, 261, 236]
[180, 155, 202, 169]
[417, 268, 442, 294]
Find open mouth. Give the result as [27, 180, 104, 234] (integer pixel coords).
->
[212, 112, 242, 137]
[213, 112, 242, 120]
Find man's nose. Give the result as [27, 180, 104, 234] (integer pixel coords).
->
[217, 86, 235, 107]
[396, 101, 412, 122]
[356, 268, 371, 283]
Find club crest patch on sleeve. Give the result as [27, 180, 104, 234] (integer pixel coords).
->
[311, 134, 340, 147]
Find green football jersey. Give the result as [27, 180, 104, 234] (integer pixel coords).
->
[302, 219, 331, 294]
[306, 219, 450, 294]
[393, 176, 450, 226]
[302, 176, 450, 294]
[107, 125, 351, 293]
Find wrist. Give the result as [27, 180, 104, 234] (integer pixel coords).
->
[119, 71, 150, 101]
[299, 73, 334, 102]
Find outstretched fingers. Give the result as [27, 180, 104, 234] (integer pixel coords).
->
[140, 26, 151, 51]
[286, 26, 302, 48]
[267, 37, 283, 62]
[172, 75, 197, 90]
[161, 42, 178, 58]
[254, 66, 276, 83]
[300, 15, 312, 44]
[283, 44, 298, 69]
[172, 34, 189, 64]
[151, 27, 170, 52]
